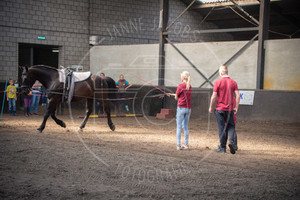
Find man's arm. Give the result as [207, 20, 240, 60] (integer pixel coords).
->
[234, 90, 240, 114]
[209, 92, 217, 113]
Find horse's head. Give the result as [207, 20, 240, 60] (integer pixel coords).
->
[21, 66, 35, 95]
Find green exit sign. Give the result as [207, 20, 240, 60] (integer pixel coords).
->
[38, 36, 46, 40]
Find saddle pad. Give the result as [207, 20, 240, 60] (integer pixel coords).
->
[58, 69, 91, 83]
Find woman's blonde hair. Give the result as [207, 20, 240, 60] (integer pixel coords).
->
[181, 71, 191, 89]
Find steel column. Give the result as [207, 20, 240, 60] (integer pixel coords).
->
[158, 0, 169, 87]
[257, 0, 270, 89]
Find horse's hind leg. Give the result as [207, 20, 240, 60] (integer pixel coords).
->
[80, 99, 93, 130]
[103, 101, 115, 131]
[51, 110, 66, 128]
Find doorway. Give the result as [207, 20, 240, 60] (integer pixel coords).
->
[18, 43, 60, 84]
[18, 43, 60, 108]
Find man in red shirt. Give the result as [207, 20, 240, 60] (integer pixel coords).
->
[209, 65, 240, 154]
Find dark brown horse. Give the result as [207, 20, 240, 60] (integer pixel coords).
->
[21, 65, 116, 133]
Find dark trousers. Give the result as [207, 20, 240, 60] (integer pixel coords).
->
[95, 102, 104, 115]
[118, 92, 128, 113]
[215, 110, 236, 148]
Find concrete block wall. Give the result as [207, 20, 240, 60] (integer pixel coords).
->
[0, 0, 90, 82]
[264, 39, 300, 91]
[90, 40, 258, 89]
[0, 0, 233, 82]
[118, 86, 300, 122]
[89, 0, 233, 45]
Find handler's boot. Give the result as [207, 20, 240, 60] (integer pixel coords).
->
[13, 111, 16, 116]
[9, 110, 12, 116]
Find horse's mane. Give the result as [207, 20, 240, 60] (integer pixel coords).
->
[30, 65, 58, 71]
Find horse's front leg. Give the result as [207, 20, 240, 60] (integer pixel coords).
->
[103, 101, 115, 131]
[37, 105, 52, 133]
[79, 99, 93, 130]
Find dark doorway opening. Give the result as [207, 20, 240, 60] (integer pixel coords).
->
[18, 43, 59, 68]
[17, 43, 60, 108]
[18, 43, 59, 85]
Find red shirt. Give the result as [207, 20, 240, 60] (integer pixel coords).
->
[213, 76, 238, 111]
[176, 82, 192, 109]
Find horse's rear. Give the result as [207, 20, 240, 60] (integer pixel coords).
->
[77, 75, 116, 131]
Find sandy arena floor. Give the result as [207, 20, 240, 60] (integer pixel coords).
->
[0, 111, 299, 200]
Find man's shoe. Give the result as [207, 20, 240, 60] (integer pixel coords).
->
[177, 145, 181, 150]
[229, 144, 236, 154]
[181, 144, 189, 150]
[215, 146, 226, 153]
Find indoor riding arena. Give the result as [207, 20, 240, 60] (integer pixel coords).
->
[0, 0, 299, 199]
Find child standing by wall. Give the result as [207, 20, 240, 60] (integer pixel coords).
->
[6, 79, 17, 116]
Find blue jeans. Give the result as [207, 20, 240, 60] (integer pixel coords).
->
[176, 107, 191, 145]
[8, 98, 16, 112]
[30, 92, 41, 113]
[215, 110, 236, 148]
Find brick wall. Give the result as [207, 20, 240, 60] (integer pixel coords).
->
[0, 0, 233, 82]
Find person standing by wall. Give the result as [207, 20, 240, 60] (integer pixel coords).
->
[167, 71, 192, 150]
[29, 80, 42, 115]
[6, 79, 17, 116]
[95, 73, 106, 115]
[209, 65, 240, 154]
[23, 90, 32, 117]
[116, 74, 132, 113]
[41, 85, 48, 109]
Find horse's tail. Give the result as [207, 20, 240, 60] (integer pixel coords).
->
[104, 76, 117, 100]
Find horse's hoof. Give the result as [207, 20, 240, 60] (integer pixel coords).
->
[77, 128, 83, 132]
[110, 124, 115, 131]
[37, 128, 43, 133]
[61, 122, 66, 128]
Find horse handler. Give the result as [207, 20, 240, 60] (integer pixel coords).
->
[167, 71, 192, 150]
[209, 65, 240, 154]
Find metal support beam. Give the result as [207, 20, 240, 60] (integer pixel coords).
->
[230, 0, 259, 25]
[164, 27, 258, 35]
[158, 0, 169, 87]
[199, 34, 258, 88]
[165, 37, 214, 87]
[257, 0, 270, 89]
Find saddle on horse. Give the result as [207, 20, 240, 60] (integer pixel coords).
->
[58, 68, 91, 103]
